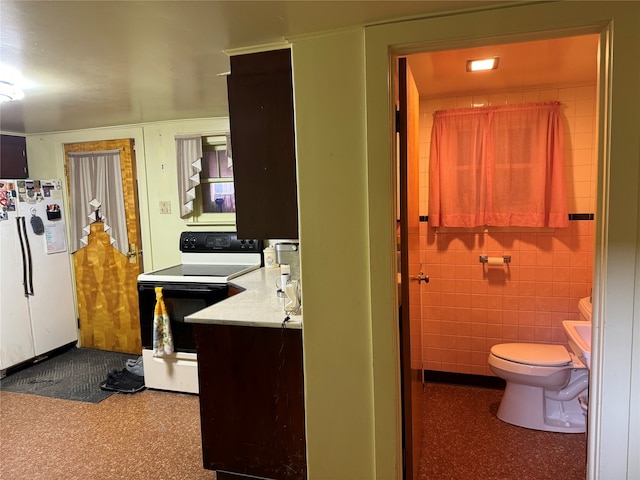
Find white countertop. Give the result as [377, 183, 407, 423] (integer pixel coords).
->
[185, 267, 302, 329]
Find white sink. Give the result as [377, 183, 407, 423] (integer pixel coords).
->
[563, 320, 592, 369]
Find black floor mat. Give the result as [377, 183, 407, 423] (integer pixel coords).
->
[0, 347, 137, 403]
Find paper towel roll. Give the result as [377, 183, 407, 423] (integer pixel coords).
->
[486, 256, 504, 266]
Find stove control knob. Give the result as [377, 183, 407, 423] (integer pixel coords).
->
[182, 236, 197, 249]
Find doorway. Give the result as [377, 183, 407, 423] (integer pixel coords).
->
[396, 33, 599, 475]
[64, 139, 143, 354]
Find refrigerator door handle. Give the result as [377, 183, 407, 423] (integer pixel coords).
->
[16, 216, 34, 296]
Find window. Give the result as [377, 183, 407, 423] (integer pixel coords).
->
[200, 137, 236, 214]
[428, 102, 568, 228]
[189, 135, 236, 225]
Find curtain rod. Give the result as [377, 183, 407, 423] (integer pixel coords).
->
[67, 148, 124, 156]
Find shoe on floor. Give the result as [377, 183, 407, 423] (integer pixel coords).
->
[100, 368, 145, 394]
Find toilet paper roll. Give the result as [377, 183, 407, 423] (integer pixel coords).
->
[486, 256, 505, 267]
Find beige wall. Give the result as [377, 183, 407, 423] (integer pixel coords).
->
[292, 29, 383, 479]
[25, 117, 230, 272]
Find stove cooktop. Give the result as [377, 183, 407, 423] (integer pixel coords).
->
[138, 263, 260, 284]
[146, 263, 257, 278]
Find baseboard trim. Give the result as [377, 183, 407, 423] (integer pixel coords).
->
[424, 370, 505, 389]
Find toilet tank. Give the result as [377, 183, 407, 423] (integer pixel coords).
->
[578, 296, 592, 322]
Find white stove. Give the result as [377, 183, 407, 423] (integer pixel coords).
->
[138, 232, 262, 283]
[137, 232, 262, 393]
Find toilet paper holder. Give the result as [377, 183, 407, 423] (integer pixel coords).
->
[479, 255, 511, 264]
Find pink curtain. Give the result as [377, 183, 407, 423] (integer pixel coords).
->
[429, 101, 568, 228]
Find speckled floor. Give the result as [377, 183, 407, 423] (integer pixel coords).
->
[420, 382, 587, 480]
[1, 382, 587, 480]
[0, 389, 216, 480]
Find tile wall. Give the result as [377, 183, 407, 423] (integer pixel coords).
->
[411, 84, 597, 375]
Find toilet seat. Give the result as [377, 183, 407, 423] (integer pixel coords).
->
[491, 343, 571, 367]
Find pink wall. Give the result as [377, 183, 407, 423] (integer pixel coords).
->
[412, 84, 597, 375]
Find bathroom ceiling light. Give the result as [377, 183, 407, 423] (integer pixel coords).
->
[0, 80, 25, 102]
[466, 57, 500, 72]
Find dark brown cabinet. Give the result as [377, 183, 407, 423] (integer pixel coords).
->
[227, 49, 298, 240]
[194, 323, 306, 480]
[0, 134, 28, 178]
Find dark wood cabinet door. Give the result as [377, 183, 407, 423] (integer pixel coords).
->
[0, 134, 28, 178]
[194, 324, 306, 480]
[227, 49, 298, 239]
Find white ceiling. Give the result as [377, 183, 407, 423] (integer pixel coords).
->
[0, 1, 597, 135]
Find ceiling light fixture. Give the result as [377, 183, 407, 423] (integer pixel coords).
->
[0, 80, 25, 102]
[466, 57, 500, 72]
[0, 64, 26, 102]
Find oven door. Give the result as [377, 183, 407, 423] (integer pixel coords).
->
[138, 282, 229, 353]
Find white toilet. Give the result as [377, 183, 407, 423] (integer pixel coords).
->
[488, 296, 592, 433]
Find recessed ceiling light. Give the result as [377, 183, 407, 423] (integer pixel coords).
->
[466, 57, 500, 72]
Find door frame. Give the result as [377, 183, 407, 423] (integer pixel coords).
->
[365, 8, 620, 479]
[63, 138, 144, 353]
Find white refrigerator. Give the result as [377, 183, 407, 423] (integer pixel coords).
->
[0, 179, 77, 373]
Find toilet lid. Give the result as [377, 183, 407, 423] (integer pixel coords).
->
[491, 343, 571, 366]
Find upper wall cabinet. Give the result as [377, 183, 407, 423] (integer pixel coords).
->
[0, 135, 29, 179]
[227, 48, 299, 240]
